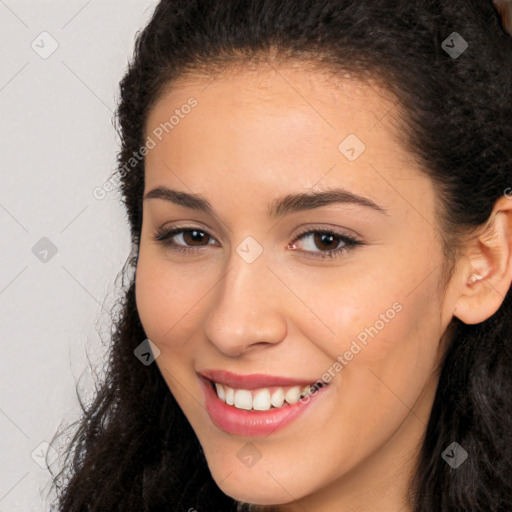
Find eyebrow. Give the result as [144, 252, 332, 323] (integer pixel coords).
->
[143, 186, 388, 217]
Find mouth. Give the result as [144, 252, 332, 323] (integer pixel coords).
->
[208, 379, 325, 411]
[197, 369, 329, 436]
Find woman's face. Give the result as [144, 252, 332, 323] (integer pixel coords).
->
[135, 65, 462, 510]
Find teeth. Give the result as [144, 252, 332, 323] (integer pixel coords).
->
[225, 386, 234, 406]
[213, 382, 321, 411]
[234, 389, 253, 410]
[299, 385, 311, 400]
[270, 387, 284, 408]
[285, 386, 301, 404]
[253, 389, 271, 410]
[215, 382, 225, 402]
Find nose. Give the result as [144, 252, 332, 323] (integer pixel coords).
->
[204, 250, 288, 357]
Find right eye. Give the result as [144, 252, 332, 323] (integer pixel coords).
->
[153, 226, 219, 253]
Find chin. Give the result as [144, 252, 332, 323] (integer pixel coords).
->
[209, 461, 299, 506]
[221, 485, 291, 508]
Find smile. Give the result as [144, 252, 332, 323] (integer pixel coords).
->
[212, 381, 322, 411]
[197, 370, 329, 436]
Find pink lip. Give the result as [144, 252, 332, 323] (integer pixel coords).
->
[198, 369, 321, 389]
[197, 371, 329, 437]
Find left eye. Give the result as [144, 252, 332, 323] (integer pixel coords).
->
[153, 227, 362, 260]
[297, 231, 355, 252]
[289, 229, 362, 259]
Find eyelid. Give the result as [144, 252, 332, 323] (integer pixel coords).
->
[156, 222, 360, 243]
[154, 224, 220, 247]
[291, 223, 362, 242]
[289, 226, 362, 258]
[153, 223, 363, 259]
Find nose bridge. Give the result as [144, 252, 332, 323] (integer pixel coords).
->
[204, 242, 287, 356]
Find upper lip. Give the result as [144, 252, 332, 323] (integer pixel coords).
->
[198, 369, 323, 389]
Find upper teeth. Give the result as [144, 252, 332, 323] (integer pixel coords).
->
[214, 382, 319, 411]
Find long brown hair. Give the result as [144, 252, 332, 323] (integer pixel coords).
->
[49, 1, 511, 510]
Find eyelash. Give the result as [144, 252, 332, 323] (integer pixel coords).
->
[152, 225, 363, 260]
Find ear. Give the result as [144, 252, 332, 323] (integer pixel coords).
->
[453, 194, 512, 325]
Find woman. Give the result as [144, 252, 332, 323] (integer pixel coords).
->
[50, 1, 512, 510]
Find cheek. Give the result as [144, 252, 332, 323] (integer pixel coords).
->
[290, 239, 445, 371]
[135, 257, 213, 424]
[275, 262, 428, 365]
[293, 267, 443, 460]
[321, 269, 443, 394]
[329, 285, 441, 446]
[135, 254, 212, 349]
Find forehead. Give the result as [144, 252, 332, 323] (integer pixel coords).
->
[144, 65, 416, 175]
[142, 64, 434, 225]
[146, 64, 399, 136]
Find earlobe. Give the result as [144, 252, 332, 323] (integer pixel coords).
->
[453, 197, 512, 325]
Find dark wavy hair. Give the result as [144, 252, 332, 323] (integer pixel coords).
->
[48, 1, 512, 510]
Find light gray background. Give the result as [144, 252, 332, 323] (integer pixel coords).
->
[0, 2, 157, 510]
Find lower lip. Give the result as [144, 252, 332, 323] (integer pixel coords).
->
[199, 377, 328, 437]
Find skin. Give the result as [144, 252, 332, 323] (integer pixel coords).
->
[134, 63, 512, 511]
